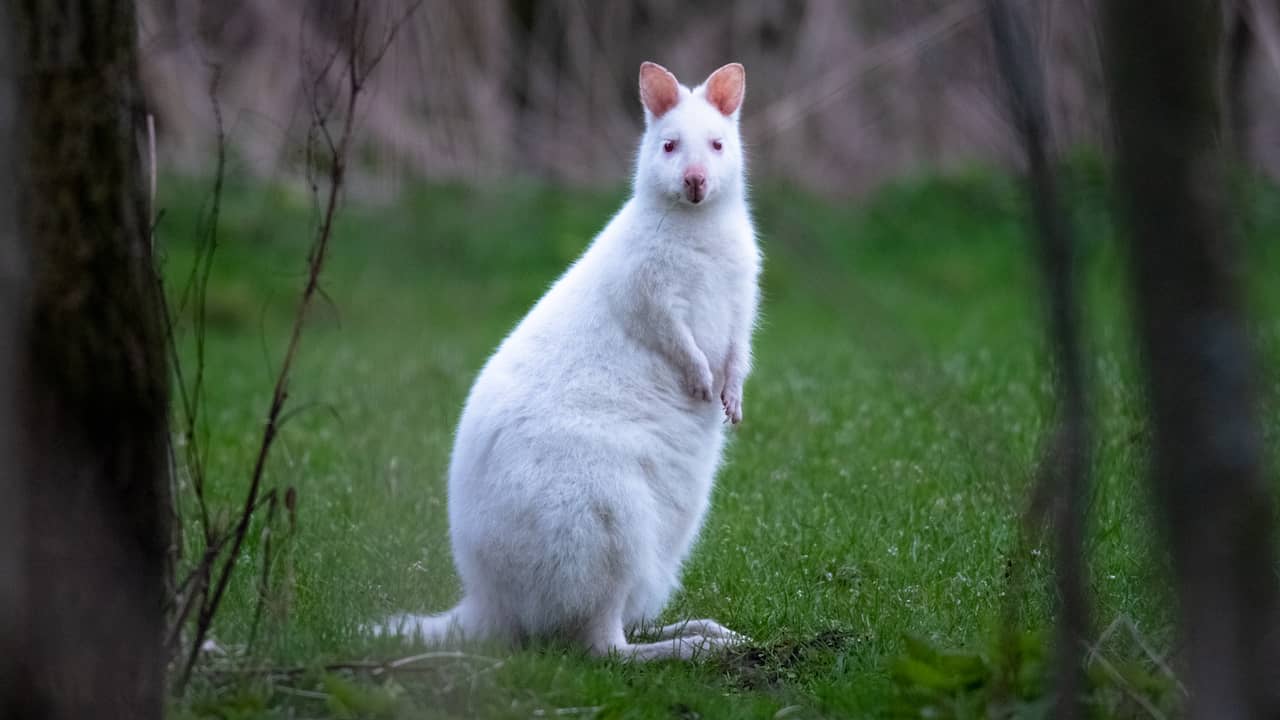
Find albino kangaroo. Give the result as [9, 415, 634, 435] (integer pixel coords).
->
[380, 61, 761, 661]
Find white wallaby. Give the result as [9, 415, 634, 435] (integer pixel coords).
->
[378, 61, 761, 661]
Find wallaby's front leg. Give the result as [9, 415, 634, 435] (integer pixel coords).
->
[721, 280, 758, 424]
[646, 299, 714, 401]
[673, 323, 714, 401]
[721, 345, 744, 424]
[626, 268, 715, 402]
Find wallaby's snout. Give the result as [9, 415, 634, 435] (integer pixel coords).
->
[683, 166, 707, 204]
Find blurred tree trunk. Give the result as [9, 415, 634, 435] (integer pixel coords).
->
[5, 1, 170, 717]
[986, 2, 1090, 715]
[1105, 2, 1280, 717]
[0, 3, 25, 716]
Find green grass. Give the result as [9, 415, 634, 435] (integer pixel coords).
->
[164, 164, 1280, 718]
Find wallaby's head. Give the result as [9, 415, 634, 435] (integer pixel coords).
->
[635, 61, 746, 207]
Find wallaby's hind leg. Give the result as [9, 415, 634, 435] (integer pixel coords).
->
[645, 618, 750, 644]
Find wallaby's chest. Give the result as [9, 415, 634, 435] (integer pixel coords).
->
[662, 237, 754, 355]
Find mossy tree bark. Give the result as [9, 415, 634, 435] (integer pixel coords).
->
[4, 1, 170, 717]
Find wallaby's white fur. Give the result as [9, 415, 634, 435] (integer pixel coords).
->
[380, 62, 760, 661]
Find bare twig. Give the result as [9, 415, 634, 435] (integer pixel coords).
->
[177, 63, 227, 550]
[531, 707, 605, 718]
[145, 106, 186, 623]
[175, 0, 422, 691]
[194, 650, 504, 681]
[378, 650, 503, 674]
[161, 64, 227, 668]
[1083, 615, 1187, 719]
[147, 112, 157, 243]
[273, 685, 330, 701]
[166, 488, 278, 656]
[1084, 615, 1187, 698]
[246, 489, 281, 653]
[366, 0, 425, 69]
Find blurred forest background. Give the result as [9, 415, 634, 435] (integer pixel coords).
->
[136, 0, 1280, 196]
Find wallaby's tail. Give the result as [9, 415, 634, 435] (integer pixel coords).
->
[371, 600, 474, 645]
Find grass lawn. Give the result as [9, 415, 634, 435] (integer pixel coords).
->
[165, 163, 1280, 719]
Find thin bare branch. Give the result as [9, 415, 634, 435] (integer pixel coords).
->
[175, 0, 413, 691]
[195, 650, 504, 681]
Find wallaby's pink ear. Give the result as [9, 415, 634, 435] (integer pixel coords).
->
[704, 63, 745, 117]
[639, 61, 680, 118]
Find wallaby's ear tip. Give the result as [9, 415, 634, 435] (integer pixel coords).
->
[639, 61, 680, 118]
[639, 61, 668, 77]
[715, 63, 745, 87]
[706, 63, 746, 116]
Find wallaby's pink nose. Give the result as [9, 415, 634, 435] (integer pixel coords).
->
[683, 170, 707, 204]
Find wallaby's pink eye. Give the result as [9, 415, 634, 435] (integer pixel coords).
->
[663, 140, 676, 153]
[712, 140, 723, 152]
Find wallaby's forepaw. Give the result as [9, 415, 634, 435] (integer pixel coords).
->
[721, 384, 743, 424]
[685, 363, 714, 402]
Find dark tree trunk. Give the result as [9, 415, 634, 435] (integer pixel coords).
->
[1105, 2, 1280, 717]
[5, 1, 170, 717]
[0, 3, 27, 716]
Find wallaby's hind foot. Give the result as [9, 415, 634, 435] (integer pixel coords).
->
[645, 618, 751, 645]
[586, 612, 748, 663]
[596, 633, 739, 662]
